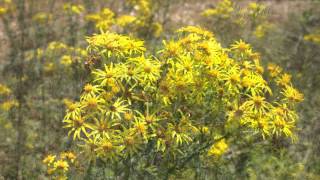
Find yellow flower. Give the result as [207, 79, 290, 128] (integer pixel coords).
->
[63, 99, 79, 112]
[200, 126, 210, 135]
[177, 26, 214, 39]
[304, 32, 320, 44]
[254, 23, 273, 39]
[126, 0, 151, 16]
[202, 9, 218, 17]
[85, 14, 101, 22]
[106, 98, 129, 119]
[160, 40, 182, 58]
[0, 84, 11, 96]
[32, 12, 52, 24]
[54, 160, 69, 172]
[71, 5, 84, 14]
[86, 8, 115, 30]
[117, 15, 136, 27]
[255, 116, 271, 138]
[63, 3, 84, 15]
[124, 111, 134, 121]
[151, 22, 163, 38]
[282, 86, 304, 103]
[133, 56, 161, 85]
[241, 72, 271, 95]
[1, 100, 18, 111]
[267, 63, 282, 78]
[276, 73, 292, 86]
[81, 84, 102, 100]
[242, 95, 271, 114]
[134, 119, 147, 135]
[60, 55, 72, 66]
[44, 63, 55, 75]
[0, 7, 8, 15]
[63, 116, 94, 140]
[208, 139, 228, 157]
[43, 154, 56, 165]
[231, 39, 251, 52]
[95, 132, 123, 161]
[121, 128, 143, 156]
[272, 116, 294, 138]
[61, 151, 76, 163]
[87, 32, 146, 57]
[248, 2, 266, 12]
[47, 168, 55, 175]
[202, 0, 234, 19]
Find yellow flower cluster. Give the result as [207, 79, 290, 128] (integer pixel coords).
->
[208, 139, 228, 157]
[0, 83, 18, 112]
[202, 0, 234, 19]
[304, 29, 320, 44]
[228, 40, 303, 140]
[247, 2, 267, 18]
[86, 32, 146, 58]
[202, 0, 273, 39]
[32, 12, 52, 24]
[126, 0, 151, 16]
[1, 99, 18, 111]
[86, 8, 115, 31]
[63, 3, 85, 15]
[25, 41, 87, 76]
[63, 26, 302, 163]
[0, 7, 6, 15]
[254, 22, 273, 39]
[85, 0, 163, 38]
[117, 15, 137, 27]
[43, 151, 77, 179]
[0, 83, 11, 96]
[0, 0, 14, 16]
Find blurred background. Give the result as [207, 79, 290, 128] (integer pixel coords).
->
[0, 0, 319, 179]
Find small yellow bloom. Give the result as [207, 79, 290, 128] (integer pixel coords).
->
[267, 63, 282, 78]
[117, 15, 136, 27]
[208, 139, 228, 157]
[84, 84, 93, 93]
[152, 22, 163, 38]
[134, 120, 147, 135]
[231, 40, 251, 52]
[54, 160, 69, 172]
[282, 86, 304, 103]
[32, 12, 52, 23]
[44, 63, 55, 75]
[1, 100, 19, 111]
[0, 7, 8, 15]
[47, 168, 55, 175]
[277, 73, 292, 86]
[201, 126, 210, 135]
[124, 112, 134, 121]
[0, 84, 11, 96]
[61, 151, 76, 163]
[60, 55, 72, 66]
[43, 154, 56, 165]
[304, 33, 320, 44]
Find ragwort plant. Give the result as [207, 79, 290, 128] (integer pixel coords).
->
[44, 26, 303, 179]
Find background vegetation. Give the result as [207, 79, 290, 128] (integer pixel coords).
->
[0, 0, 319, 179]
